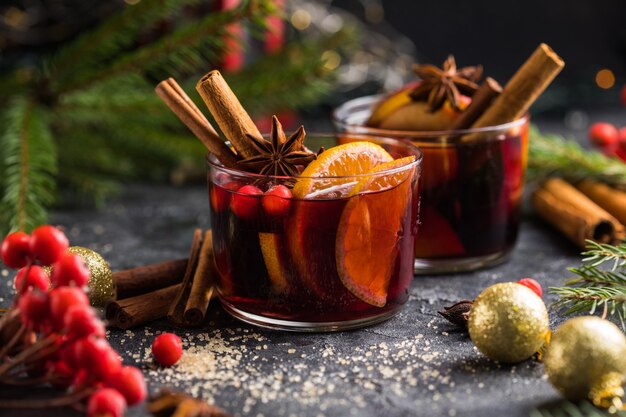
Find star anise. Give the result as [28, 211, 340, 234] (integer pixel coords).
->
[237, 115, 316, 176]
[410, 55, 483, 112]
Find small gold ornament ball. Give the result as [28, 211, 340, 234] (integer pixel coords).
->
[68, 246, 114, 307]
[544, 316, 626, 406]
[468, 282, 550, 363]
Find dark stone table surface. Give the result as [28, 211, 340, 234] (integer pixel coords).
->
[1, 113, 621, 417]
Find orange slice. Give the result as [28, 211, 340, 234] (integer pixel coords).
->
[336, 156, 416, 307]
[258, 233, 289, 293]
[292, 141, 393, 199]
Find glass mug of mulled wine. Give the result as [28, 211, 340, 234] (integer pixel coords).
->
[207, 134, 422, 331]
[333, 96, 529, 273]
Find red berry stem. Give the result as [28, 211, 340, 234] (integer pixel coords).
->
[16, 261, 33, 298]
[0, 324, 26, 360]
[0, 386, 94, 408]
[0, 372, 58, 386]
[0, 334, 56, 377]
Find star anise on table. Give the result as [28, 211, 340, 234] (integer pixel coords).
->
[410, 55, 483, 112]
[237, 115, 316, 176]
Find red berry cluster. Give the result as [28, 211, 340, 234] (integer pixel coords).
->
[211, 179, 293, 221]
[0, 226, 146, 417]
[588, 122, 626, 161]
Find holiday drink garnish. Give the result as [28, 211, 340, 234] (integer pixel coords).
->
[157, 70, 420, 327]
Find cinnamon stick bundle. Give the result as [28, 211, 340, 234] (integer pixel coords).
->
[155, 77, 239, 168]
[106, 284, 182, 330]
[577, 179, 626, 226]
[196, 70, 262, 159]
[532, 178, 625, 248]
[113, 258, 188, 300]
[183, 231, 216, 327]
[167, 229, 204, 326]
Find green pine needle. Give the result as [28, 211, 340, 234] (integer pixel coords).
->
[550, 240, 626, 329]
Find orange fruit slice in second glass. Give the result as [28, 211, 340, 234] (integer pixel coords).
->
[336, 156, 416, 307]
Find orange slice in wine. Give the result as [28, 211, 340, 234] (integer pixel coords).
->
[335, 156, 416, 307]
[259, 233, 289, 293]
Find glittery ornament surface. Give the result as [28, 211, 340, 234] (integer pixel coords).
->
[468, 282, 549, 363]
[544, 316, 626, 403]
[68, 246, 113, 306]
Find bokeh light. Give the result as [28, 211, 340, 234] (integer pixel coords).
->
[595, 69, 615, 89]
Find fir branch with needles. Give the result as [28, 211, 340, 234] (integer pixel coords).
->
[550, 240, 626, 329]
[528, 126, 626, 188]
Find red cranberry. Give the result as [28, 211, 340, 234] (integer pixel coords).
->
[29, 225, 69, 266]
[49, 287, 89, 330]
[51, 252, 90, 288]
[18, 291, 49, 328]
[87, 388, 127, 417]
[59, 339, 82, 370]
[262, 185, 292, 218]
[152, 333, 183, 366]
[107, 366, 147, 406]
[14, 265, 50, 294]
[589, 122, 619, 150]
[230, 185, 263, 221]
[517, 278, 542, 297]
[64, 304, 105, 339]
[76, 337, 122, 381]
[1, 231, 31, 268]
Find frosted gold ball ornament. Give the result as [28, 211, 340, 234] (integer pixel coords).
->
[66, 246, 113, 306]
[544, 316, 626, 410]
[468, 282, 550, 363]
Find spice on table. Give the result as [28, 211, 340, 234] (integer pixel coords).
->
[577, 178, 626, 226]
[532, 177, 625, 248]
[168, 229, 204, 326]
[184, 232, 217, 327]
[148, 390, 232, 417]
[113, 258, 188, 300]
[437, 300, 473, 329]
[106, 284, 182, 330]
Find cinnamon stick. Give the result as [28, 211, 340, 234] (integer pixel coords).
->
[449, 77, 502, 131]
[196, 70, 261, 159]
[113, 258, 188, 300]
[183, 231, 216, 327]
[106, 284, 182, 330]
[577, 179, 626, 226]
[155, 78, 239, 168]
[532, 178, 625, 248]
[464, 44, 564, 142]
[167, 229, 204, 326]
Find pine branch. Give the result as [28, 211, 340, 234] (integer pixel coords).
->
[56, 0, 274, 93]
[49, 0, 201, 88]
[528, 126, 626, 188]
[550, 240, 626, 330]
[531, 400, 626, 417]
[0, 97, 57, 234]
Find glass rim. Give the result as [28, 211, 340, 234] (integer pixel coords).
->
[332, 94, 529, 138]
[206, 132, 422, 181]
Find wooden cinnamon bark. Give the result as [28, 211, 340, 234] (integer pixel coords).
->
[113, 258, 188, 299]
[167, 229, 204, 326]
[106, 284, 182, 330]
[532, 178, 625, 248]
[449, 77, 502, 131]
[196, 70, 262, 158]
[184, 231, 216, 327]
[577, 179, 626, 226]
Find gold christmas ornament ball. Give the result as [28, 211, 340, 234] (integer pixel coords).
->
[468, 282, 550, 363]
[68, 246, 114, 307]
[544, 316, 626, 406]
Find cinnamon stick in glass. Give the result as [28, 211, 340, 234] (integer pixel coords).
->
[449, 77, 502, 131]
[155, 77, 239, 168]
[106, 284, 182, 330]
[196, 70, 262, 159]
[167, 229, 204, 326]
[464, 44, 564, 142]
[532, 178, 625, 248]
[113, 258, 188, 300]
[577, 179, 626, 226]
[184, 231, 216, 327]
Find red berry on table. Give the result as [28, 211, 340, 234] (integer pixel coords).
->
[262, 185, 293, 217]
[1, 231, 31, 268]
[29, 225, 69, 265]
[51, 252, 90, 288]
[517, 277, 542, 297]
[87, 388, 127, 417]
[230, 185, 263, 221]
[14, 265, 50, 294]
[76, 337, 122, 381]
[49, 287, 89, 329]
[17, 291, 49, 328]
[588, 122, 619, 150]
[107, 366, 147, 406]
[64, 304, 105, 339]
[152, 333, 183, 366]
